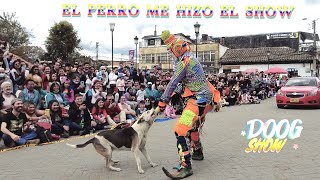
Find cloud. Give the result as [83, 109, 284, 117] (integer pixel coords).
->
[305, 0, 320, 4]
[1, 0, 319, 58]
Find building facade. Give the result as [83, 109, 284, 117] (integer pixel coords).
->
[220, 47, 316, 77]
[139, 33, 225, 73]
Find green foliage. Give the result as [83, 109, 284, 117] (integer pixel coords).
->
[0, 12, 32, 48]
[12, 45, 45, 61]
[45, 20, 81, 62]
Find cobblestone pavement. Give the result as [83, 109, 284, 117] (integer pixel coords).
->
[0, 98, 319, 180]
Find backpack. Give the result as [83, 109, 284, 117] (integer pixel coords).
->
[36, 127, 53, 143]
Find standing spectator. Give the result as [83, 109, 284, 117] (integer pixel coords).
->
[41, 66, 51, 90]
[18, 79, 41, 109]
[1, 99, 39, 148]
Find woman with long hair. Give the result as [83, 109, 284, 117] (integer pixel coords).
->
[45, 82, 68, 108]
[62, 79, 74, 104]
[48, 100, 69, 138]
[91, 98, 116, 130]
[27, 65, 43, 88]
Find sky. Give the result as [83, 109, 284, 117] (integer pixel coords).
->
[0, 0, 319, 59]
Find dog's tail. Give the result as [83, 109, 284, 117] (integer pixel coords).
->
[66, 138, 95, 148]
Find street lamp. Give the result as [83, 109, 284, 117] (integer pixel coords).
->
[134, 36, 138, 69]
[194, 22, 200, 58]
[109, 23, 115, 69]
[267, 50, 270, 70]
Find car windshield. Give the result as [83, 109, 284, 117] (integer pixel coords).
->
[285, 79, 317, 87]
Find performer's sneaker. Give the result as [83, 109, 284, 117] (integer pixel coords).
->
[163, 167, 193, 179]
[192, 149, 204, 161]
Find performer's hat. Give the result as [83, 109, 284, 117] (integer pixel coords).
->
[161, 30, 191, 57]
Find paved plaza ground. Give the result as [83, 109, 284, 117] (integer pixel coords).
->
[0, 97, 319, 180]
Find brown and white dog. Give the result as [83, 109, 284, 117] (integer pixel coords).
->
[66, 108, 159, 174]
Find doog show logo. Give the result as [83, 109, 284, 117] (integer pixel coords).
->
[241, 119, 303, 153]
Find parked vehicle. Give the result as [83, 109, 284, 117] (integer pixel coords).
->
[276, 77, 320, 108]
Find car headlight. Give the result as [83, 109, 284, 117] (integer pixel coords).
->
[307, 89, 317, 96]
[277, 90, 284, 96]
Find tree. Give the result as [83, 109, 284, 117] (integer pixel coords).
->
[0, 12, 32, 48]
[11, 45, 45, 61]
[45, 21, 81, 62]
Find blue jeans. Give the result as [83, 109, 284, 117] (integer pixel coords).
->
[63, 120, 83, 131]
[2, 131, 37, 146]
[126, 114, 136, 120]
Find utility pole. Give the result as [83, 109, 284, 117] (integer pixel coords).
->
[96, 42, 99, 68]
[313, 20, 318, 77]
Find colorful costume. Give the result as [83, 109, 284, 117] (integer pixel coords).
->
[159, 30, 214, 179]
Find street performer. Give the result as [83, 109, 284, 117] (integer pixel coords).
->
[158, 30, 215, 179]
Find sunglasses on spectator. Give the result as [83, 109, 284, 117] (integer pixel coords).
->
[107, 99, 114, 101]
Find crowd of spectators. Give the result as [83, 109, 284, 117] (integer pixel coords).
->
[0, 40, 289, 150]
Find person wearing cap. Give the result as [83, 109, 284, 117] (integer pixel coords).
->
[158, 30, 214, 179]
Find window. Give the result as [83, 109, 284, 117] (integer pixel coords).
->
[161, 39, 165, 45]
[151, 56, 155, 63]
[148, 39, 155, 46]
[145, 54, 152, 62]
[210, 52, 215, 62]
[203, 52, 210, 62]
[158, 56, 161, 63]
[140, 55, 146, 63]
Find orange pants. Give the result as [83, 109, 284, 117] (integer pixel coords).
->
[174, 98, 213, 136]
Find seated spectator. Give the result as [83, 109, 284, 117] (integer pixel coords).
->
[41, 66, 51, 90]
[136, 101, 147, 116]
[144, 97, 152, 110]
[118, 96, 136, 122]
[116, 74, 126, 97]
[24, 102, 46, 122]
[0, 99, 40, 148]
[124, 87, 138, 109]
[91, 80, 107, 105]
[0, 67, 12, 85]
[136, 85, 146, 103]
[165, 102, 176, 119]
[105, 94, 126, 123]
[113, 87, 120, 103]
[0, 81, 15, 115]
[45, 82, 68, 108]
[70, 75, 85, 95]
[68, 94, 96, 135]
[91, 98, 116, 130]
[62, 79, 74, 104]
[18, 79, 41, 109]
[48, 100, 70, 138]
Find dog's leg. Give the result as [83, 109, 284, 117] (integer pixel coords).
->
[133, 149, 144, 174]
[106, 150, 121, 172]
[140, 146, 158, 168]
[111, 159, 119, 164]
[93, 142, 121, 172]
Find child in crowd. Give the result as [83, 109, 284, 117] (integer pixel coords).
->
[136, 101, 147, 116]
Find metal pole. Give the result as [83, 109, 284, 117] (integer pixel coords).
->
[313, 20, 317, 77]
[196, 34, 198, 58]
[135, 43, 138, 69]
[96, 42, 99, 68]
[112, 31, 114, 69]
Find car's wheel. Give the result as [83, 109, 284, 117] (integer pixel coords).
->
[277, 104, 285, 108]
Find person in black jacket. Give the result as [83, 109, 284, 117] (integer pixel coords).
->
[68, 94, 96, 136]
